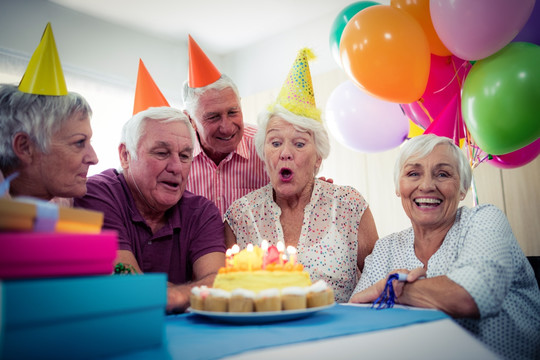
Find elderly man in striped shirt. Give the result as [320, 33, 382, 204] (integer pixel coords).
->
[182, 36, 269, 217]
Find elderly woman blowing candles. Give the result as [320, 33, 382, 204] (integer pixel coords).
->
[224, 49, 379, 303]
[349, 134, 540, 360]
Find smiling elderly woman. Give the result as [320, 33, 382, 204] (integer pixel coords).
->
[349, 134, 540, 360]
[224, 49, 379, 303]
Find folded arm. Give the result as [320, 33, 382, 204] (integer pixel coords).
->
[350, 267, 479, 318]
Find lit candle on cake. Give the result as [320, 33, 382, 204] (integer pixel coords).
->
[287, 245, 297, 266]
[225, 248, 232, 269]
[246, 243, 254, 271]
[231, 244, 240, 268]
[277, 241, 285, 266]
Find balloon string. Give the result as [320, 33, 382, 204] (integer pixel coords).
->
[432, 59, 471, 95]
[416, 99, 435, 125]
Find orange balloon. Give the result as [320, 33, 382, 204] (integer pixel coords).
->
[340, 5, 431, 103]
[391, 0, 451, 56]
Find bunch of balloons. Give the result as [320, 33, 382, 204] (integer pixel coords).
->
[326, 0, 540, 169]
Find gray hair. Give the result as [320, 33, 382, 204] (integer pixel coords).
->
[394, 134, 472, 195]
[255, 104, 330, 173]
[0, 84, 92, 172]
[181, 74, 240, 115]
[120, 106, 195, 160]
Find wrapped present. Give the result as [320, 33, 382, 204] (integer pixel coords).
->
[0, 231, 117, 279]
[0, 274, 167, 359]
[0, 197, 103, 233]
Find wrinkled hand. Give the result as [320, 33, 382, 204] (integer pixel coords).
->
[166, 284, 190, 314]
[349, 267, 426, 304]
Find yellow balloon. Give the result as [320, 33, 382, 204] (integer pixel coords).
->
[407, 119, 424, 138]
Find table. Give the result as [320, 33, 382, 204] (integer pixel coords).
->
[225, 309, 500, 359]
[111, 304, 500, 360]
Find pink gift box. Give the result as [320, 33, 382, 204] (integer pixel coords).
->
[0, 231, 117, 279]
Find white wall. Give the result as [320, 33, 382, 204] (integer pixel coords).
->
[0, 0, 190, 106]
[0, 0, 391, 104]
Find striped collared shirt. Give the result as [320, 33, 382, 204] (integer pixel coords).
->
[186, 124, 269, 217]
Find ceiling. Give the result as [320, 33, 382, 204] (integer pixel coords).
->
[49, 0, 363, 55]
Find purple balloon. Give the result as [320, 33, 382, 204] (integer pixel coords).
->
[325, 81, 409, 153]
[430, 0, 536, 60]
[513, 0, 540, 45]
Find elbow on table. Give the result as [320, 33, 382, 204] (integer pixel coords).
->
[446, 294, 480, 319]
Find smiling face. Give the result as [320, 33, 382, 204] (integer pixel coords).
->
[264, 116, 321, 199]
[122, 120, 193, 216]
[190, 87, 243, 164]
[34, 112, 98, 198]
[398, 143, 464, 232]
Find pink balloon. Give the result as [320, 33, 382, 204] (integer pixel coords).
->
[401, 55, 471, 129]
[487, 138, 540, 169]
[326, 81, 409, 153]
[430, 0, 535, 60]
[423, 93, 465, 145]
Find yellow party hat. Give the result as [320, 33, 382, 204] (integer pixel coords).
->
[272, 48, 321, 122]
[18, 23, 68, 96]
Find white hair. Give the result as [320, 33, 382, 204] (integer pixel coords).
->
[255, 104, 330, 175]
[120, 106, 195, 160]
[181, 74, 240, 116]
[394, 134, 472, 195]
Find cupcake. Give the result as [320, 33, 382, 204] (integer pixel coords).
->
[204, 288, 230, 312]
[306, 280, 334, 308]
[254, 288, 281, 312]
[281, 286, 307, 310]
[229, 288, 256, 312]
[190, 285, 210, 311]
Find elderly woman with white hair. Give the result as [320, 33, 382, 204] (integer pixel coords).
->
[224, 49, 378, 303]
[350, 134, 540, 360]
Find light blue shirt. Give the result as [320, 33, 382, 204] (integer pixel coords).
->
[353, 205, 540, 360]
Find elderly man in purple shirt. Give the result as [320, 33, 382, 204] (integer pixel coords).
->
[74, 107, 225, 313]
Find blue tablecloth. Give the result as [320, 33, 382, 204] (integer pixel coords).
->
[111, 304, 448, 360]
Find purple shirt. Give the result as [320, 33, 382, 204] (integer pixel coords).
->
[74, 168, 225, 284]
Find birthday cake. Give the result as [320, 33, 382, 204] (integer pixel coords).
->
[190, 243, 334, 312]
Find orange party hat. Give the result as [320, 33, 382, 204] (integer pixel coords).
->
[273, 48, 321, 122]
[18, 23, 68, 96]
[133, 59, 170, 115]
[187, 35, 221, 88]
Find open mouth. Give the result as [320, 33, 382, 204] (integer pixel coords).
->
[414, 197, 442, 208]
[279, 168, 293, 181]
[161, 180, 180, 190]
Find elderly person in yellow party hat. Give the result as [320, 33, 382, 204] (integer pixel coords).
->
[224, 49, 379, 303]
[181, 35, 269, 217]
[0, 23, 98, 205]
